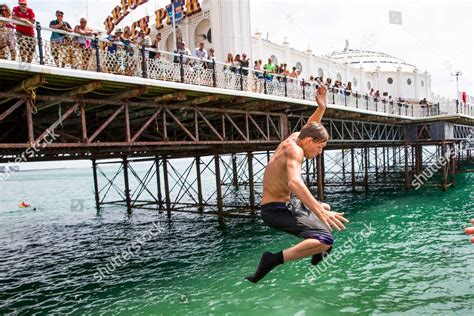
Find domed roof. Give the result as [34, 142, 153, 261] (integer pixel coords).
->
[327, 49, 419, 72]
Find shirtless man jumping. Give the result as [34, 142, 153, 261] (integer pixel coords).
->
[245, 85, 349, 284]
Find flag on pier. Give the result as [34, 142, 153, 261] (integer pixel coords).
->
[166, 0, 185, 23]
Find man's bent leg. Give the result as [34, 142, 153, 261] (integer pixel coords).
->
[246, 203, 333, 284]
[283, 239, 331, 262]
[245, 239, 331, 284]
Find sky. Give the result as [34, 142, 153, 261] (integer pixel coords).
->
[2, 0, 473, 169]
[248, 0, 473, 99]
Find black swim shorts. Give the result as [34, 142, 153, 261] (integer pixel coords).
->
[260, 201, 334, 246]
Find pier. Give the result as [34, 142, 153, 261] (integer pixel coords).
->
[0, 32, 473, 219]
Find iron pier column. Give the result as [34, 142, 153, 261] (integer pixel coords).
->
[163, 157, 171, 217]
[92, 158, 100, 209]
[122, 157, 132, 214]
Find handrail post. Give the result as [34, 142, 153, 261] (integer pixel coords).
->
[284, 75, 288, 97]
[302, 79, 305, 100]
[35, 22, 44, 65]
[263, 71, 267, 94]
[366, 94, 369, 110]
[212, 60, 216, 87]
[355, 92, 358, 108]
[344, 90, 347, 106]
[140, 45, 147, 78]
[239, 64, 244, 91]
[93, 37, 101, 72]
[179, 53, 184, 83]
[411, 103, 414, 117]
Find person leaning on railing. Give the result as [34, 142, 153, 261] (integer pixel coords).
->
[345, 82, 352, 95]
[240, 53, 249, 76]
[135, 29, 151, 74]
[224, 52, 234, 71]
[12, 0, 35, 63]
[0, 4, 16, 60]
[103, 28, 122, 74]
[222, 53, 234, 88]
[136, 30, 151, 48]
[289, 66, 298, 82]
[263, 57, 275, 82]
[148, 32, 161, 60]
[49, 10, 73, 68]
[174, 41, 191, 65]
[233, 54, 242, 74]
[253, 59, 263, 93]
[206, 47, 215, 70]
[74, 17, 98, 70]
[388, 96, 395, 113]
[120, 26, 137, 76]
[344, 82, 353, 104]
[192, 41, 208, 68]
[419, 97, 430, 116]
[281, 64, 289, 79]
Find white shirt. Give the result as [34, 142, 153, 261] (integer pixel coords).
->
[193, 47, 208, 59]
[177, 47, 192, 63]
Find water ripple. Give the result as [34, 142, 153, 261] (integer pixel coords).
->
[0, 172, 473, 314]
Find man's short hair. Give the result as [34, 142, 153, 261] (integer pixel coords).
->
[298, 122, 329, 143]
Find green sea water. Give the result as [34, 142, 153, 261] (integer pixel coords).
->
[0, 166, 473, 315]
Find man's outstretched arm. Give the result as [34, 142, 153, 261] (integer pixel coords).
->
[306, 85, 328, 125]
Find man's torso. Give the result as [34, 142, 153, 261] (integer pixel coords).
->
[13, 7, 35, 36]
[262, 133, 302, 204]
[264, 63, 274, 72]
[194, 48, 207, 58]
[50, 20, 71, 41]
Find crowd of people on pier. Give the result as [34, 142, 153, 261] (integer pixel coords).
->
[0, 0, 453, 117]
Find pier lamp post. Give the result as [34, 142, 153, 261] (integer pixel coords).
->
[451, 71, 462, 112]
